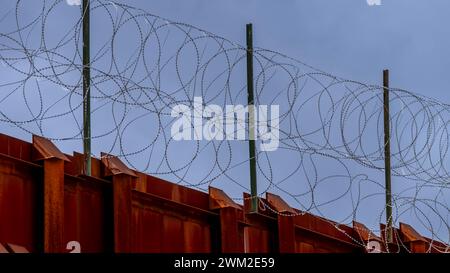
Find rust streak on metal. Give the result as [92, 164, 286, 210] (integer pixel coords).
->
[32, 135, 70, 162]
[101, 152, 137, 177]
[101, 153, 135, 252]
[219, 207, 240, 253]
[399, 223, 426, 242]
[209, 187, 240, 210]
[43, 159, 65, 253]
[353, 221, 382, 242]
[112, 174, 133, 253]
[266, 193, 296, 214]
[134, 172, 147, 192]
[400, 222, 428, 253]
[265, 193, 296, 253]
[32, 135, 66, 253]
[209, 187, 240, 252]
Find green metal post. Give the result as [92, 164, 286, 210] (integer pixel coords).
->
[246, 23, 258, 213]
[383, 69, 393, 243]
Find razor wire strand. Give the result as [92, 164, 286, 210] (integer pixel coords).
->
[0, 0, 448, 252]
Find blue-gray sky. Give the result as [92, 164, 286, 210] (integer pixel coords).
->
[91, 0, 450, 241]
[1, 0, 449, 245]
[121, 0, 450, 100]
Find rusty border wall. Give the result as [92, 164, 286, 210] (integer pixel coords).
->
[0, 133, 447, 253]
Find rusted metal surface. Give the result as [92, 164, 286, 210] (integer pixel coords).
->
[209, 187, 240, 210]
[0, 243, 8, 253]
[101, 152, 137, 178]
[33, 136, 67, 253]
[218, 207, 241, 252]
[32, 135, 70, 162]
[353, 221, 384, 253]
[112, 174, 133, 253]
[64, 175, 110, 253]
[242, 193, 277, 253]
[67, 152, 103, 179]
[400, 223, 427, 253]
[0, 133, 32, 161]
[134, 172, 147, 192]
[102, 153, 135, 252]
[265, 193, 358, 253]
[353, 221, 379, 242]
[0, 136, 40, 252]
[266, 193, 295, 214]
[146, 175, 210, 210]
[209, 187, 241, 252]
[277, 215, 296, 253]
[244, 225, 274, 253]
[294, 212, 358, 251]
[7, 243, 29, 253]
[0, 243, 30, 253]
[131, 190, 214, 253]
[42, 159, 65, 253]
[380, 223, 402, 252]
[0, 133, 448, 253]
[400, 222, 426, 242]
[266, 193, 296, 253]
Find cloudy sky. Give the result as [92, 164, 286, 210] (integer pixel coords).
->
[1, 0, 449, 242]
[111, 0, 450, 101]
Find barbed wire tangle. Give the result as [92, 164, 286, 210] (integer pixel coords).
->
[0, 0, 448, 252]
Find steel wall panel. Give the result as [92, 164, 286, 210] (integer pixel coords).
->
[0, 133, 447, 253]
[0, 156, 40, 252]
[64, 177, 109, 252]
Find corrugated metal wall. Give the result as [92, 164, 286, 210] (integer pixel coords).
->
[0, 133, 447, 253]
